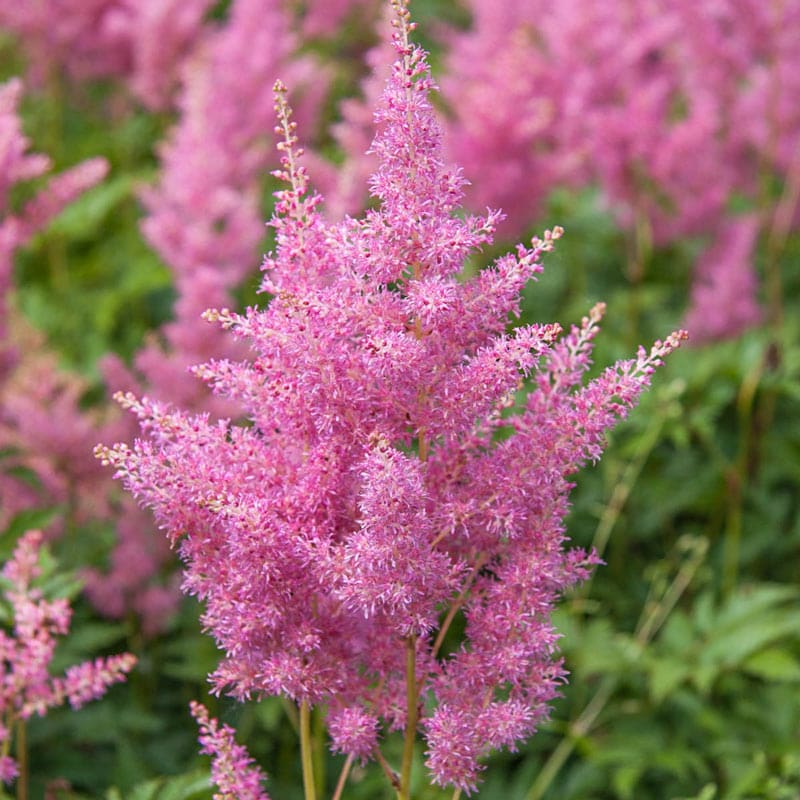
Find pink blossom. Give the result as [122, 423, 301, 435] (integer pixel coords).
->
[59, 653, 138, 710]
[0, 0, 214, 109]
[100, 3, 684, 792]
[190, 701, 270, 800]
[0, 531, 135, 784]
[327, 705, 379, 763]
[684, 216, 762, 343]
[91, 0, 330, 628]
[1, 77, 111, 531]
[438, 0, 800, 339]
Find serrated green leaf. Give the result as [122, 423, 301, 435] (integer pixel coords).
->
[701, 610, 800, 669]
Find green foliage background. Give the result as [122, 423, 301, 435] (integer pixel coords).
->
[1, 3, 799, 798]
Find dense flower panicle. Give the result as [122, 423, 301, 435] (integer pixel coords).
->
[60, 653, 138, 709]
[684, 216, 762, 343]
[0, 0, 214, 109]
[190, 701, 270, 800]
[0, 531, 135, 785]
[327, 704, 380, 763]
[1, 77, 112, 531]
[125, 0, 327, 414]
[100, 2, 685, 791]
[304, 2, 394, 218]
[88, 0, 330, 629]
[0, 338, 125, 533]
[439, 0, 800, 341]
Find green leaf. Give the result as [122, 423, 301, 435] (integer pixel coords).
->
[742, 648, 800, 682]
[649, 657, 691, 703]
[1, 506, 62, 543]
[43, 175, 135, 241]
[612, 763, 644, 799]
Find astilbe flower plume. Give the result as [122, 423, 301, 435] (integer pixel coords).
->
[1, 77, 113, 532]
[0, 0, 215, 110]
[98, 2, 685, 792]
[190, 701, 269, 800]
[92, 0, 330, 631]
[439, 0, 800, 342]
[0, 531, 135, 784]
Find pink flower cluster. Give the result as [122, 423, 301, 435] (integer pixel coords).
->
[91, 0, 330, 630]
[1, 0, 344, 635]
[0, 0, 215, 109]
[1, 77, 112, 531]
[0, 531, 135, 784]
[435, 0, 800, 341]
[99, 3, 685, 792]
[190, 701, 269, 800]
[119, 0, 326, 414]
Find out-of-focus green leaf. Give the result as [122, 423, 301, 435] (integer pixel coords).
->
[106, 771, 211, 800]
[741, 649, 800, 682]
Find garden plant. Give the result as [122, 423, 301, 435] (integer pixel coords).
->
[1, 0, 799, 799]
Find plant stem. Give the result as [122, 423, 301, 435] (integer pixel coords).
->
[526, 536, 706, 800]
[331, 754, 354, 800]
[399, 634, 418, 800]
[575, 413, 666, 604]
[16, 719, 27, 800]
[432, 554, 487, 658]
[313, 704, 326, 799]
[525, 678, 615, 800]
[721, 352, 763, 597]
[375, 746, 402, 797]
[300, 700, 317, 800]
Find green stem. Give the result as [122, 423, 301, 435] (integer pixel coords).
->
[299, 700, 316, 800]
[525, 678, 615, 800]
[312, 703, 325, 799]
[575, 413, 666, 604]
[16, 719, 27, 800]
[526, 536, 706, 800]
[399, 635, 418, 800]
[331, 754, 354, 800]
[722, 352, 763, 597]
[374, 746, 401, 797]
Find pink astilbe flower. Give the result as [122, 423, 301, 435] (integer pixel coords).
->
[0, 0, 215, 109]
[327, 705, 379, 763]
[0, 531, 135, 785]
[90, 0, 329, 628]
[0, 77, 107, 363]
[125, 0, 327, 413]
[440, 0, 800, 340]
[99, 3, 684, 792]
[190, 701, 270, 800]
[0, 336, 124, 532]
[81, 504, 179, 636]
[304, 2, 394, 218]
[684, 216, 762, 343]
[1, 77, 112, 529]
[439, 0, 574, 235]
